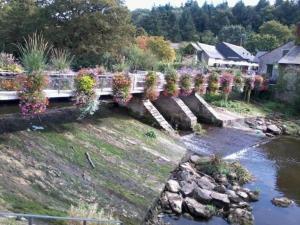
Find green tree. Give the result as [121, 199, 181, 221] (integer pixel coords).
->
[218, 25, 247, 45]
[199, 30, 218, 45]
[179, 9, 197, 41]
[246, 33, 280, 53]
[147, 36, 176, 62]
[259, 20, 293, 43]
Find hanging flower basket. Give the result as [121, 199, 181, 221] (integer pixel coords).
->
[194, 73, 207, 95]
[180, 74, 193, 96]
[112, 73, 132, 104]
[144, 71, 159, 101]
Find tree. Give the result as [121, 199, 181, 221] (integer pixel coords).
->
[246, 33, 280, 53]
[218, 25, 247, 45]
[199, 30, 217, 45]
[259, 20, 293, 43]
[179, 9, 197, 41]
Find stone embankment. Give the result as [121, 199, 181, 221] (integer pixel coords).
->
[146, 155, 259, 225]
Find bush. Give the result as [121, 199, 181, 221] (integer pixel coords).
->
[194, 73, 206, 95]
[244, 77, 255, 103]
[68, 202, 115, 225]
[220, 73, 234, 102]
[145, 71, 159, 101]
[74, 69, 99, 118]
[50, 48, 73, 72]
[193, 123, 205, 135]
[208, 72, 219, 94]
[163, 68, 179, 97]
[179, 74, 193, 96]
[0, 52, 23, 73]
[112, 73, 132, 104]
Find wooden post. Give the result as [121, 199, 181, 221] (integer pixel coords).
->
[28, 217, 33, 225]
[83, 220, 87, 225]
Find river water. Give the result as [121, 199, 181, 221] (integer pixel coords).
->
[164, 127, 300, 225]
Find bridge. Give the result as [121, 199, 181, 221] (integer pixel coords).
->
[0, 71, 166, 101]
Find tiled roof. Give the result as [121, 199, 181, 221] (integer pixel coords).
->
[196, 42, 224, 59]
[222, 42, 255, 61]
[278, 46, 300, 65]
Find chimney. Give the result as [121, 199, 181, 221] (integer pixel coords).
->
[296, 22, 300, 45]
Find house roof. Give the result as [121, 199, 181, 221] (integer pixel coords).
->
[254, 51, 268, 62]
[222, 42, 255, 61]
[196, 42, 224, 59]
[278, 46, 300, 65]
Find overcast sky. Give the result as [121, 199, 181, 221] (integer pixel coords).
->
[126, 0, 276, 10]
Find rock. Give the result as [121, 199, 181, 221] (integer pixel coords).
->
[237, 191, 248, 200]
[196, 176, 216, 190]
[266, 133, 275, 138]
[248, 191, 260, 202]
[193, 187, 212, 203]
[166, 180, 180, 193]
[214, 185, 227, 194]
[180, 162, 198, 175]
[184, 197, 213, 219]
[215, 175, 228, 185]
[232, 185, 241, 191]
[180, 181, 196, 197]
[256, 125, 267, 132]
[228, 172, 237, 181]
[210, 191, 230, 205]
[267, 124, 282, 135]
[166, 192, 183, 214]
[228, 208, 254, 225]
[190, 155, 201, 164]
[177, 170, 194, 182]
[272, 197, 294, 207]
[160, 192, 171, 210]
[238, 202, 252, 211]
[226, 190, 241, 203]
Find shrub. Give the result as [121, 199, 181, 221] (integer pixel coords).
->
[145, 130, 157, 139]
[208, 72, 219, 94]
[17, 33, 49, 116]
[112, 73, 132, 104]
[74, 69, 99, 119]
[234, 74, 244, 92]
[254, 75, 264, 91]
[220, 73, 234, 102]
[244, 76, 255, 103]
[193, 123, 205, 135]
[17, 33, 51, 73]
[163, 68, 179, 97]
[145, 71, 159, 101]
[18, 74, 49, 116]
[194, 73, 206, 95]
[179, 74, 192, 96]
[0, 52, 23, 73]
[50, 48, 73, 72]
[68, 202, 115, 225]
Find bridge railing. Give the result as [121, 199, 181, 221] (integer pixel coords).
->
[0, 212, 123, 225]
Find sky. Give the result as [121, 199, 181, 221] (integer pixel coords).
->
[125, 0, 275, 10]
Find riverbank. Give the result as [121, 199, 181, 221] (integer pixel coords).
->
[0, 106, 187, 224]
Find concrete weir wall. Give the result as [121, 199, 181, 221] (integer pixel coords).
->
[180, 93, 223, 126]
[153, 95, 197, 130]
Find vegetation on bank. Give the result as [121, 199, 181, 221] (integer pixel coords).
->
[0, 108, 186, 225]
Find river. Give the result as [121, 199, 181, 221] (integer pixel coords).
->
[164, 127, 300, 225]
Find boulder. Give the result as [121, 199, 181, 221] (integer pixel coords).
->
[237, 191, 248, 200]
[226, 190, 241, 203]
[160, 192, 170, 210]
[180, 162, 198, 175]
[177, 170, 194, 182]
[215, 175, 228, 185]
[190, 155, 201, 164]
[228, 208, 254, 225]
[180, 181, 196, 197]
[267, 124, 281, 135]
[248, 191, 260, 202]
[196, 176, 216, 190]
[272, 197, 294, 207]
[193, 187, 212, 203]
[214, 185, 227, 194]
[210, 191, 230, 205]
[184, 197, 213, 219]
[166, 180, 180, 193]
[166, 192, 183, 214]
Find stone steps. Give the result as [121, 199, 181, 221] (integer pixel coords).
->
[172, 97, 198, 127]
[143, 100, 174, 133]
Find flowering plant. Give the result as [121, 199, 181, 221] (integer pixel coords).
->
[194, 73, 206, 95]
[179, 74, 192, 96]
[18, 73, 49, 116]
[220, 73, 234, 102]
[208, 72, 219, 94]
[163, 68, 179, 97]
[0, 52, 23, 73]
[112, 73, 132, 104]
[244, 76, 255, 103]
[254, 75, 264, 91]
[144, 71, 159, 101]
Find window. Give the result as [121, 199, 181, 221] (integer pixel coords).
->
[282, 49, 289, 57]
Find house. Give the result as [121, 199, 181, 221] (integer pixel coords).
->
[189, 42, 258, 72]
[256, 41, 295, 82]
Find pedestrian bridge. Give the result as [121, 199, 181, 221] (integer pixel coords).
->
[0, 71, 166, 101]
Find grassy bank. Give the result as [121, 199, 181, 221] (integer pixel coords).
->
[0, 107, 186, 224]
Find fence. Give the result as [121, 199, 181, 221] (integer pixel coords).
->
[0, 212, 123, 225]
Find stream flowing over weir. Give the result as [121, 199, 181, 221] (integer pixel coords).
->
[161, 127, 300, 225]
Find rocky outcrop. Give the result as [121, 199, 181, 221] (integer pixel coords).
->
[158, 155, 260, 225]
[272, 197, 294, 207]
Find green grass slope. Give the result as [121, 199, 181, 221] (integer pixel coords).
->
[0, 108, 186, 224]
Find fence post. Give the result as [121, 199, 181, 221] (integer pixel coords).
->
[83, 220, 87, 225]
